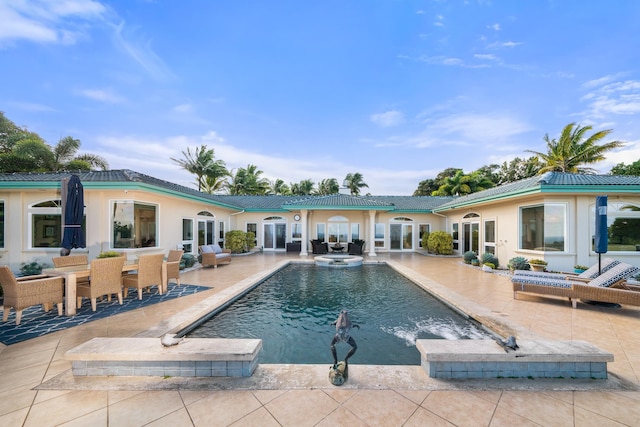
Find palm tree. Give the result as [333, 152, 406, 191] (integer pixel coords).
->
[52, 136, 108, 171]
[171, 145, 224, 191]
[228, 164, 270, 195]
[316, 178, 340, 195]
[527, 123, 625, 174]
[290, 179, 315, 196]
[432, 170, 473, 196]
[269, 179, 291, 195]
[343, 172, 369, 196]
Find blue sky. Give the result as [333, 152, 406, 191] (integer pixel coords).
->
[1, 0, 640, 195]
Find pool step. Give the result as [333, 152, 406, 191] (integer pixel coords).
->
[65, 337, 262, 377]
[416, 339, 613, 379]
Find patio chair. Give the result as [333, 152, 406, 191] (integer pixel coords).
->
[348, 239, 365, 255]
[0, 266, 64, 325]
[166, 249, 184, 287]
[512, 262, 640, 308]
[199, 244, 232, 268]
[77, 256, 126, 311]
[123, 253, 164, 300]
[310, 239, 328, 254]
[52, 254, 90, 286]
[513, 258, 620, 281]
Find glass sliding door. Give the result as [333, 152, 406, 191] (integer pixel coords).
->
[390, 223, 413, 250]
[263, 223, 287, 250]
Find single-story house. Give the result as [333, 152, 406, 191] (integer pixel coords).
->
[1, 170, 639, 273]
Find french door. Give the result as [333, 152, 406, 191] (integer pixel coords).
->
[263, 223, 287, 250]
[390, 223, 413, 250]
[462, 222, 479, 253]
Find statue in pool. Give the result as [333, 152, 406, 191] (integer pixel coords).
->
[329, 309, 360, 386]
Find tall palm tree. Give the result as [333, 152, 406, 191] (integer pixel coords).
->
[171, 145, 224, 191]
[343, 172, 369, 196]
[52, 136, 108, 171]
[228, 164, 270, 195]
[269, 179, 291, 195]
[527, 123, 624, 174]
[316, 178, 340, 195]
[290, 179, 315, 196]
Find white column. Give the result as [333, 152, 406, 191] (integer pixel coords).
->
[300, 209, 308, 256]
[368, 210, 377, 256]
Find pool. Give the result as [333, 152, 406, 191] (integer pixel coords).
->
[183, 264, 493, 365]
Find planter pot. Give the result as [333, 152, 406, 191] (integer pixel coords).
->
[471, 259, 479, 266]
[530, 264, 546, 272]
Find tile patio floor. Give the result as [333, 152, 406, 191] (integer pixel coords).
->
[1, 252, 639, 426]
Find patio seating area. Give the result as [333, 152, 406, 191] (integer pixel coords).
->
[1, 253, 639, 426]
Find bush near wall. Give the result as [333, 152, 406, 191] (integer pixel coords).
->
[426, 231, 454, 255]
[225, 230, 256, 254]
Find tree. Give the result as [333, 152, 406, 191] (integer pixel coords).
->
[12, 138, 55, 171]
[290, 179, 315, 196]
[51, 136, 109, 171]
[269, 179, 291, 195]
[316, 178, 339, 195]
[343, 172, 368, 196]
[496, 156, 542, 184]
[527, 123, 624, 174]
[228, 164, 270, 195]
[610, 159, 640, 176]
[432, 170, 473, 196]
[171, 145, 225, 191]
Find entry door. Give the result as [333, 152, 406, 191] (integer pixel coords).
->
[462, 222, 479, 253]
[263, 223, 287, 250]
[390, 224, 413, 250]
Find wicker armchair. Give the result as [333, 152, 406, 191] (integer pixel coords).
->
[123, 253, 164, 300]
[0, 266, 64, 325]
[52, 254, 90, 286]
[348, 240, 365, 255]
[310, 240, 329, 254]
[166, 250, 184, 287]
[77, 256, 126, 311]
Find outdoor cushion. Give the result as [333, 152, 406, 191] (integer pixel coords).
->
[200, 245, 214, 253]
[212, 244, 223, 254]
[511, 275, 574, 288]
[215, 252, 231, 259]
[587, 263, 640, 288]
[513, 258, 620, 280]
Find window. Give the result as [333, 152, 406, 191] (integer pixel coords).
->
[520, 204, 566, 251]
[219, 221, 225, 242]
[291, 223, 302, 241]
[351, 223, 360, 241]
[29, 199, 86, 249]
[247, 223, 257, 246]
[327, 216, 349, 243]
[592, 202, 640, 252]
[484, 220, 496, 254]
[182, 218, 193, 253]
[0, 201, 4, 248]
[374, 223, 385, 248]
[113, 201, 157, 249]
[452, 223, 459, 251]
[419, 224, 430, 248]
[316, 223, 325, 241]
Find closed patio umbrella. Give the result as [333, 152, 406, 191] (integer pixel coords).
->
[595, 195, 608, 274]
[61, 174, 86, 254]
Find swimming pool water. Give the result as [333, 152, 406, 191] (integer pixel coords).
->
[186, 263, 493, 365]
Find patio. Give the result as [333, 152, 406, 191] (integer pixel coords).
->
[1, 252, 639, 426]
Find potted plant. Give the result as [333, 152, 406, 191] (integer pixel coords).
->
[482, 262, 495, 272]
[528, 259, 547, 272]
[508, 256, 530, 272]
[574, 264, 589, 274]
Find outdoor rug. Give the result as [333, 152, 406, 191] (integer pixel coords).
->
[0, 283, 210, 345]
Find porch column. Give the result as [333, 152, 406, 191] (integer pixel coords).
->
[300, 209, 309, 256]
[368, 210, 377, 256]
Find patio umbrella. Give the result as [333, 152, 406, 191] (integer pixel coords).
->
[61, 174, 86, 253]
[594, 195, 608, 274]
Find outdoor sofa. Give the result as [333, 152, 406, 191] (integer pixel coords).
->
[512, 262, 640, 309]
[199, 244, 232, 268]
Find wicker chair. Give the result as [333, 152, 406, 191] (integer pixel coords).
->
[166, 250, 184, 287]
[52, 254, 90, 286]
[199, 245, 232, 268]
[310, 240, 329, 254]
[123, 253, 164, 300]
[77, 256, 126, 311]
[0, 266, 64, 325]
[348, 240, 365, 255]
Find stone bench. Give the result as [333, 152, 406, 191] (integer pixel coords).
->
[65, 337, 262, 377]
[416, 339, 613, 379]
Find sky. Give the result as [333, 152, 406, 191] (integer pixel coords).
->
[1, 0, 640, 195]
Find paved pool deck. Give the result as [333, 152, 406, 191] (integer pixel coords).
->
[1, 252, 639, 426]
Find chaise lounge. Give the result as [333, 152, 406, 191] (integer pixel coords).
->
[199, 244, 232, 268]
[512, 262, 640, 309]
[512, 258, 619, 282]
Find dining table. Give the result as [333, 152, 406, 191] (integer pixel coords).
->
[43, 260, 168, 316]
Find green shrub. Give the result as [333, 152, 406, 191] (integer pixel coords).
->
[97, 251, 122, 258]
[20, 260, 48, 276]
[421, 231, 430, 250]
[480, 252, 499, 268]
[426, 231, 453, 255]
[225, 230, 255, 254]
[508, 256, 530, 271]
[182, 253, 196, 268]
[483, 262, 495, 269]
[463, 251, 478, 264]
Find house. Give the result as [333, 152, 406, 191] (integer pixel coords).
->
[1, 170, 639, 273]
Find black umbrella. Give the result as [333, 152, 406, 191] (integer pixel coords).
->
[61, 174, 86, 253]
[594, 195, 608, 274]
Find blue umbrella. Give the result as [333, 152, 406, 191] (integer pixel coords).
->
[61, 174, 86, 251]
[594, 195, 608, 273]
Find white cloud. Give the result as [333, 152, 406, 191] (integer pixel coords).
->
[0, 0, 106, 45]
[488, 23, 501, 31]
[173, 103, 193, 114]
[77, 88, 124, 103]
[581, 77, 640, 119]
[370, 110, 405, 127]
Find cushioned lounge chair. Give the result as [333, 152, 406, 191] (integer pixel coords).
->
[199, 244, 232, 268]
[512, 258, 619, 281]
[512, 262, 640, 308]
